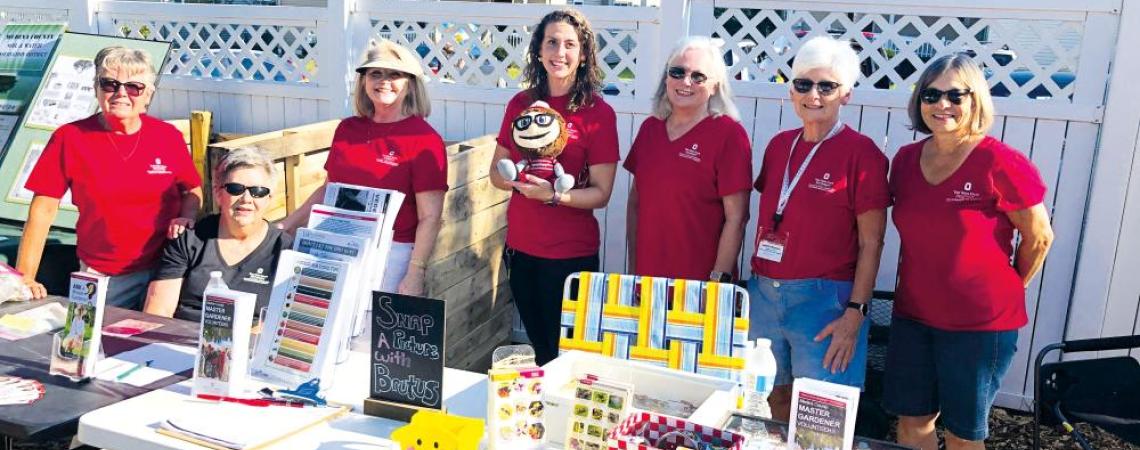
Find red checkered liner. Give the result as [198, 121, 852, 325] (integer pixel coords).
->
[607, 412, 744, 450]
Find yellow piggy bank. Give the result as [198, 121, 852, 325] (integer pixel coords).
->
[391, 410, 484, 450]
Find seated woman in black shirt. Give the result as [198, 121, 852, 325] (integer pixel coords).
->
[143, 147, 292, 322]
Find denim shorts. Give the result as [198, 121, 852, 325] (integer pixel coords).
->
[881, 317, 1018, 441]
[747, 275, 870, 389]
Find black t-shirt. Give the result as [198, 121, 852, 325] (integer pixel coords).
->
[155, 214, 293, 322]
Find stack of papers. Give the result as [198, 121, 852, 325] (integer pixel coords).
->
[94, 343, 196, 387]
[0, 302, 66, 340]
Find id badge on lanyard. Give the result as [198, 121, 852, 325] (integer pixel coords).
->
[760, 121, 843, 263]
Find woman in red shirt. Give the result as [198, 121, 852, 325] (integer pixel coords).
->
[281, 39, 448, 297]
[18, 46, 203, 309]
[885, 54, 1054, 449]
[624, 36, 751, 282]
[488, 9, 619, 365]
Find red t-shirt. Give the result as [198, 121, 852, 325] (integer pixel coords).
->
[25, 114, 202, 275]
[624, 115, 752, 279]
[890, 136, 1046, 331]
[323, 116, 448, 243]
[750, 126, 890, 280]
[496, 91, 620, 259]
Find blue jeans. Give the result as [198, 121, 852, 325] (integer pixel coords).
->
[881, 317, 1018, 441]
[80, 262, 152, 311]
[747, 276, 870, 388]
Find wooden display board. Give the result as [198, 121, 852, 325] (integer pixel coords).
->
[0, 32, 171, 226]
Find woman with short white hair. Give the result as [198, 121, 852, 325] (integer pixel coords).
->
[18, 46, 203, 308]
[144, 147, 293, 322]
[625, 36, 752, 282]
[747, 36, 890, 421]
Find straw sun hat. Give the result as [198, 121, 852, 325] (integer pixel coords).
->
[355, 39, 426, 79]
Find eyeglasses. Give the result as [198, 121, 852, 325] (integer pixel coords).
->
[365, 69, 409, 81]
[791, 78, 842, 96]
[513, 113, 554, 130]
[98, 78, 147, 97]
[222, 182, 271, 198]
[667, 66, 708, 85]
[919, 88, 973, 105]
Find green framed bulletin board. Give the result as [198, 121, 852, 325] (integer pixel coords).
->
[0, 32, 171, 227]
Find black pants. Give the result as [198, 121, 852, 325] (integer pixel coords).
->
[505, 247, 599, 365]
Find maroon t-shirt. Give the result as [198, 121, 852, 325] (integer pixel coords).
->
[624, 115, 752, 280]
[26, 114, 201, 275]
[496, 91, 619, 259]
[890, 136, 1046, 331]
[323, 116, 448, 243]
[751, 126, 890, 281]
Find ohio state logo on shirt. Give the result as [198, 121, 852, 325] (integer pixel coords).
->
[147, 158, 171, 175]
[243, 267, 270, 285]
[808, 171, 836, 193]
[376, 140, 401, 167]
[678, 143, 701, 162]
[947, 181, 982, 203]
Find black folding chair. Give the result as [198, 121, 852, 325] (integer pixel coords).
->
[1033, 334, 1140, 450]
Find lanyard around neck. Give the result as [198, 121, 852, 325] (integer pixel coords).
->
[773, 120, 843, 230]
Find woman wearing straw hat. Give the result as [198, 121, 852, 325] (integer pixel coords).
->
[281, 39, 448, 296]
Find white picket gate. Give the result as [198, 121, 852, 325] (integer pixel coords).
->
[1, 0, 1138, 412]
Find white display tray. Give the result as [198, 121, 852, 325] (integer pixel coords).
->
[540, 351, 737, 445]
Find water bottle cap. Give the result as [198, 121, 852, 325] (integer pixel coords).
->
[754, 338, 772, 348]
[210, 271, 223, 278]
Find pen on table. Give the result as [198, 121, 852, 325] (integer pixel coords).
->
[195, 394, 305, 408]
[116, 360, 153, 380]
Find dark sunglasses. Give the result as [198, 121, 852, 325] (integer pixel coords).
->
[667, 66, 708, 84]
[919, 88, 973, 105]
[222, 182, 271, 198]
[98, 78, 147, 97]
[791, 78, 841, 96]
[513, 113, 554, 131]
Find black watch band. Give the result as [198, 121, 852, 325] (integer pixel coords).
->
[846, 301, 868, 316]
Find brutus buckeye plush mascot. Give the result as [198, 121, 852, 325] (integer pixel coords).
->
[496, 101, 575, 194]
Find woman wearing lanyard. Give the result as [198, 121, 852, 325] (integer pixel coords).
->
[885, 54, 1053, 450]
[748, 36, 890, 421]
[488, 9, 619, 365]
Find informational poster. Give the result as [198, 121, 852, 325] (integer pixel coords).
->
[7, 141, 75, 208]
[25, 55, 97, 129]
[0, 23, 65, 116]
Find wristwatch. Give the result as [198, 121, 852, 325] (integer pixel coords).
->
[709, 271, 732, 283]
[846, 301, 869, 317]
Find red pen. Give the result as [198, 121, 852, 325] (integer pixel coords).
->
[195, 394, 304, 408]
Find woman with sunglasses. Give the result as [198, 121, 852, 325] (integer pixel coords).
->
[143, 147, 292, 322]
[748, 36, 890, 421]
[488, 9, 619, 365]
[17, 46, 202, 308]
[279, 39, 447, 297]
[884, 54, 1053, 450]
[624, 36, 751, 282]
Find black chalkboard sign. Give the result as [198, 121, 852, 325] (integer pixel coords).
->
[369, 291, 445, 410]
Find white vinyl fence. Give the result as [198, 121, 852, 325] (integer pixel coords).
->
[2, 0, 1138, 411]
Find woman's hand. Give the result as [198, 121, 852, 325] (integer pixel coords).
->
[815, 308, 864, 374]
[167, 217, 195, 239]
[22, 277, 47, 300]
[397, 266, 426, 296]
[508, 174, 556, 203]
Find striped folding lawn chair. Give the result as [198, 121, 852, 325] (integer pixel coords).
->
[559, 272, 750, 381]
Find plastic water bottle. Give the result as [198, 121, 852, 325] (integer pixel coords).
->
[742, 338, 777, 418]
[739, 338, 778, 447]
[206, 271, 229, 291]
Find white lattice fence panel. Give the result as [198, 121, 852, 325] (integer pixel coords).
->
[100, 16, 319, 84]
[369, 19, 640, 96]
[712, 6, 1083, 101]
